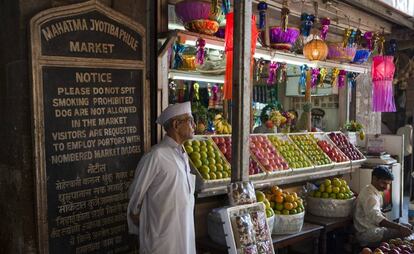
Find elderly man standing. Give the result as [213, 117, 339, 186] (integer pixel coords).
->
[353, 165, 412, 246]
[127, 102, 196, 254]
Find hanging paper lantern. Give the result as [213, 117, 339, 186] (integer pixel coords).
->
[303, 36, 328, 61]
[320, 18, 330, 41]
[257, 1, 268, 30]
[372, 55, 396, 112]
[223, 12, 259, 100]
[338, 70, 346, 88]
[196, 38, 206, 65]
[300, 13, 315, 37]
[267, 61, 279, 85]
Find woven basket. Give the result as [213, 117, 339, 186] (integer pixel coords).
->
[327, 42, 357, 62]
[184, 19, 219, 35]
[307, 196, 355, 217]
[272, 211, 304, 235]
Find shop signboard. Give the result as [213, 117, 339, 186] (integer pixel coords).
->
[30, 1, 148, 253]
[379, 0, 414, 16]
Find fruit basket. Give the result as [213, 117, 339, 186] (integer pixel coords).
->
[211, 135, 267, 180]
[327, 131, 366, 167]
[311, 132, 351, 169]
[184, 136, 231, 190]
[327, 42, 357, 62]
[250, 134, 292, 178]
[288, 133, 334, 171]
[269, 26, 300, 51]
[267, 134, 314, 174]
[219, 202, 275, 254]
[272, 211, 305, 235]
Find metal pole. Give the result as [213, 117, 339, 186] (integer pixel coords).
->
[231, 0, 252, 182]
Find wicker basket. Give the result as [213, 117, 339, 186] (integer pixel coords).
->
[307, 196, 355, 217]
[327, 42, 357, 62]
[184, 19, 219, 35]
[272, 211, 304, 235]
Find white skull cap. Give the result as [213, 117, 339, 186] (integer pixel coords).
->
[156, 101, 192, 125]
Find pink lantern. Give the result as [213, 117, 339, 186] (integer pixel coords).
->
[371, 55, 396, 112]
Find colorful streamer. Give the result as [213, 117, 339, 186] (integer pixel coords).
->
[193, 82, 200, 101]
[258, 1, 268, 30]
[267, 61, 279, 86]
[299, 64, 309, 93]
[331, 68, 340, 87]
[343, 28, 352, 47]
[318, 68, 327, 87]
[310, 68, 320, 88]
[387, 39, 397, 56]
[347, 72, 359, 88]
[320, 18, 330, 41]
[173, 42, 186, 69]
[196, 38, 206, 65]
[338, 70, 347, 88]
[300, 13, 315, 37]
[355, 29, 362, 46]
[348, 29, 356, 46]
[364, 31, 374, 51]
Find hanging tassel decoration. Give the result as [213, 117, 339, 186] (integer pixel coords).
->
[196, 38, 206, 65]
[348, 29, 357, 47]
[338, 70, 347, 88]
[173, 42, 186, 69]
[347, 72, 359, 88]
[267, 61, 279, 86]
[342, 28, 352, 47]
[299, 64, 309, 93]
[387, 39, 397, 56]
[278, 63, 288, 84]
[168, 80, 177, 103]
[331, 68, 340, 87]
[355, 29, 362, 46]
[318, 68, 328, 87]
[377, 34, 385, 55]
[281, 6, 290, 32]
[222, 0, 231, 15]
[258, 1, 268, 30]
[310, 68, 320, 88]
[255, 59, 265, 81]
[193, 82, 200, 101]
[364, 31, 374, 51]
[300, 13, 315, 37]
[210, 0, 220, 18]
[320, 18, 331, 41]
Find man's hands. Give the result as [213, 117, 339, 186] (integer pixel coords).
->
[130, 212, 140, 226]
[398, 224, 413, 237]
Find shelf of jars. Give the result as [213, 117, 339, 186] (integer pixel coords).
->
[185, 132, 366, 198]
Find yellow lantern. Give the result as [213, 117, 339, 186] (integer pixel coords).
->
[303, 37, 328, 61]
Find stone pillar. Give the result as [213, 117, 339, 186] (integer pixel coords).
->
[0, 0, 147, 253]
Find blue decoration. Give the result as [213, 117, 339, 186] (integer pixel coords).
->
[173, 42, 186, 69]
[386, 39, 397, 56]
[222, 0, 231, 15]
[298, 64, 308, 94]
[257, 1, 268, 30]
[348, 29, 356, 46]
[300, 13, 315, 37]
[347, 72, 359, 88]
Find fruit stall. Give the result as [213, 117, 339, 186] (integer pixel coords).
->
[155, 0, 408, 253]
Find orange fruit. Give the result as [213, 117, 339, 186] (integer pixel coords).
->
[285, 195, 294, 203]
[270, 186, 279, 194]
[275, 195, 284, 204]
[292, 201, 298, 209]
[291, 192, 298, 201]
[284, 202, 294, 210]
[274, 188, 283, 196]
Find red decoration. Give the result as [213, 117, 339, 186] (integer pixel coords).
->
[223, 12, 259, 100]
[372, 56, 396, 112]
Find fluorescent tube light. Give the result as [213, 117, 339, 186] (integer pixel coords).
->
[169, 71, 225, 83]
[185, 40, 225, 51]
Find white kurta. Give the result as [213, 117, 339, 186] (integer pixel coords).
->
[353, 184, 387, 244]
[127, 136, 196, 254]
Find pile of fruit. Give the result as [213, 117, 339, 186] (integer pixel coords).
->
[250, 135, 289, 172]
[184, 139, 231, 180]
[255, 190, 275, 218]
[361, 238, 414, 253]
[212, 136, 264, 176]
[290, 134, 332, 166]
[268, 135, 312, 169]
[259, 186, 304, 215]
[316, 139, 349, 163]
[214, 114, 232, 134]
[328, 132, 364, 161]
[310, 178, 354, 199]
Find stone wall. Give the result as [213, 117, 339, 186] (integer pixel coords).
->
[355, 73, 382, 134]
[0, 0, 147, 253]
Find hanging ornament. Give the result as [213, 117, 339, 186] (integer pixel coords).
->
[373, 31, 380, 53]
[222, 0, 231, 15]
[267, 61, 279, 86]
[173, 42, 186, 69]
[210, 0, 220, 18]
[255, 58, 265, 81]
[342, 28, 352, 47]
[298, 64, 309, 94]
[310, 68, 320, 88]
[320, 18, 330, 41]
[363, 31, 374, 51]
[193, 82, 200, 101]
[196, 38, 206, 65]
[386, 39, 397, 56]
[281, 6, 290, 32]
[338, 70, 347, 88]
[377, 34, 385, 55]
[347, 72, 359, 88]
[355, 29, 362, 46]
[372, 56, 396, 112]
[300, 13, 315, 37]
[278, 63, 288, 84]
[318, 68, 327, 87]
[257, 1, 268, 30]
[330, 68, 340, 87]
[348, 29, 356, 46]
[168, 80, 177, 103]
